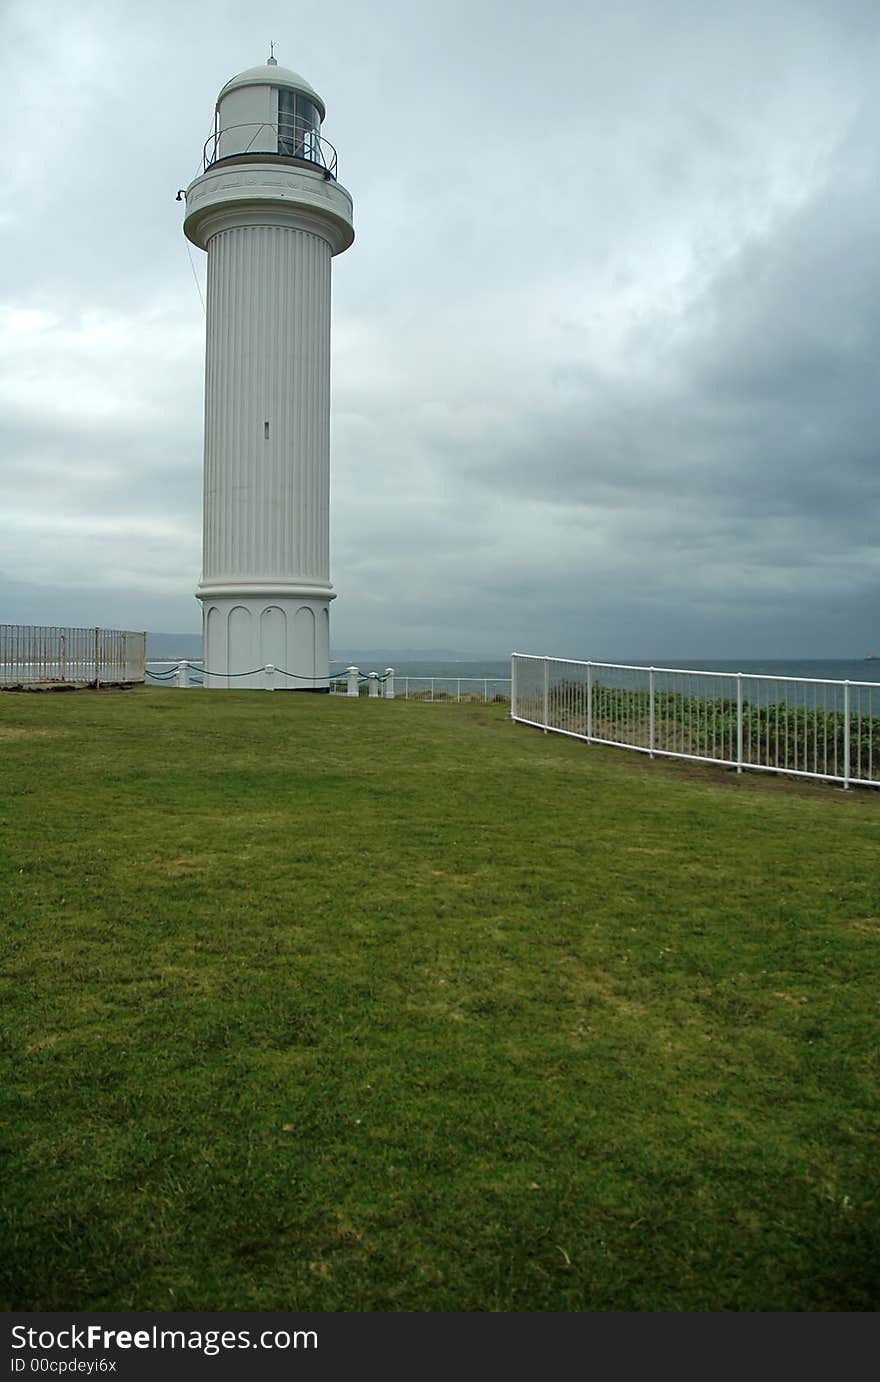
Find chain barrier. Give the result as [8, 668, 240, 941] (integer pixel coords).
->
[147, 663, 389, 685]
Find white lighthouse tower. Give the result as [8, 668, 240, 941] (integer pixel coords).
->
[183, 55, 354, 689]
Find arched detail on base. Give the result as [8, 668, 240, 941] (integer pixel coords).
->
[260, 606, 286, 672]
[198, 591, 332, 690]
[293, 607, 316, 685]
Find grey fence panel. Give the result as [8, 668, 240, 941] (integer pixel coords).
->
[0, 626, 146, 686]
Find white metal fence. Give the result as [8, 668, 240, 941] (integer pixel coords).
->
[366, 675, 511, 702]
[0, 625, 146, 687]
[511, 654, 880, 789]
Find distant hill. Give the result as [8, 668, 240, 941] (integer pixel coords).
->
[146, 632, 203, 659]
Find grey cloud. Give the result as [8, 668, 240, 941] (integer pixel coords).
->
[1, 0, 878, 657]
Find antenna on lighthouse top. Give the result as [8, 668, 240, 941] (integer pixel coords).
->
[268, 42, 277, 66]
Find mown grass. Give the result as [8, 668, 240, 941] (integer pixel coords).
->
[1, 687, 878, 1311]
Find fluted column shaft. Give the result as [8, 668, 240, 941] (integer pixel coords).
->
[204, 224, 331, 584]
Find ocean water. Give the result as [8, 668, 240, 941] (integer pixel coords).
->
[509, 657, 880, 717]
[652, 659, 880, 684]
[328, 657, 879, 684]
[146, 656, 880, 687]
[330, 658, 512, 684]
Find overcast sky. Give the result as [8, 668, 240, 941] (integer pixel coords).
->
[1, 0, 878, 658]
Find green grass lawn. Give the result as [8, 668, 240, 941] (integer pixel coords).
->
[1, 688, 878, 1311]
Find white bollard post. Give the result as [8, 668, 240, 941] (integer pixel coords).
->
[384, 667, 395, 699]
[264, 663, 275, 691]
[177, 659, 189, 688]
[346, 665, 359, 697]
[368, 671, 380, 698]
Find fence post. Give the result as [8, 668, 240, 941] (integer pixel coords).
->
[483, 678, 488, 702]
[587, 662, 593, 741]
[94, 627, 100, 689]
[384, 667, 395, 699]
[368, 671, 380, 698]
[60, 633, 67, 683]
[843, 682, 851, 789]
[510, 656, 518, 721]
[649, 667, 655, 758]
[457, 678, 461, 702]
[346, 665, 359, 697]
[736, 673, 743, 773]
[431, 678, 435, 702]
[543, 657, 550, 732]
[177, 659, 189, 689]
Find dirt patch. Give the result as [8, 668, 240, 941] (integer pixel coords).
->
[558, 959, 647, 1019]
[0, 727, 59, 741]
[149, 855, 214, 878]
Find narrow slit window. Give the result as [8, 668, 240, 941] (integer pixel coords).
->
[264, 421, 270, 440]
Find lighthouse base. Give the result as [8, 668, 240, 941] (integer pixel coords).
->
[196, 588, 334, 690]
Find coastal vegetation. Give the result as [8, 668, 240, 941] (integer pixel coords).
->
[530, 682, 880, 782]
[1, 689, 878, 1310]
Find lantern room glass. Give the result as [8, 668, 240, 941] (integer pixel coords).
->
[277, 89, 321, 162]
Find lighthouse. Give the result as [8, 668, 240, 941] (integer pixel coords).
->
[183, 55, 354, 689]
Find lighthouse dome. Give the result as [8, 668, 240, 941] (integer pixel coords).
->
[212, 56, 329, 167]
[218, 60, 326, 121]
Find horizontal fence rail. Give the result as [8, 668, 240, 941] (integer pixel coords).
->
[511, 654, 880, 789]
[0, 626, 146, 687]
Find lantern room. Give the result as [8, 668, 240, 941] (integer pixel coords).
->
[206, 55, 334, 174]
